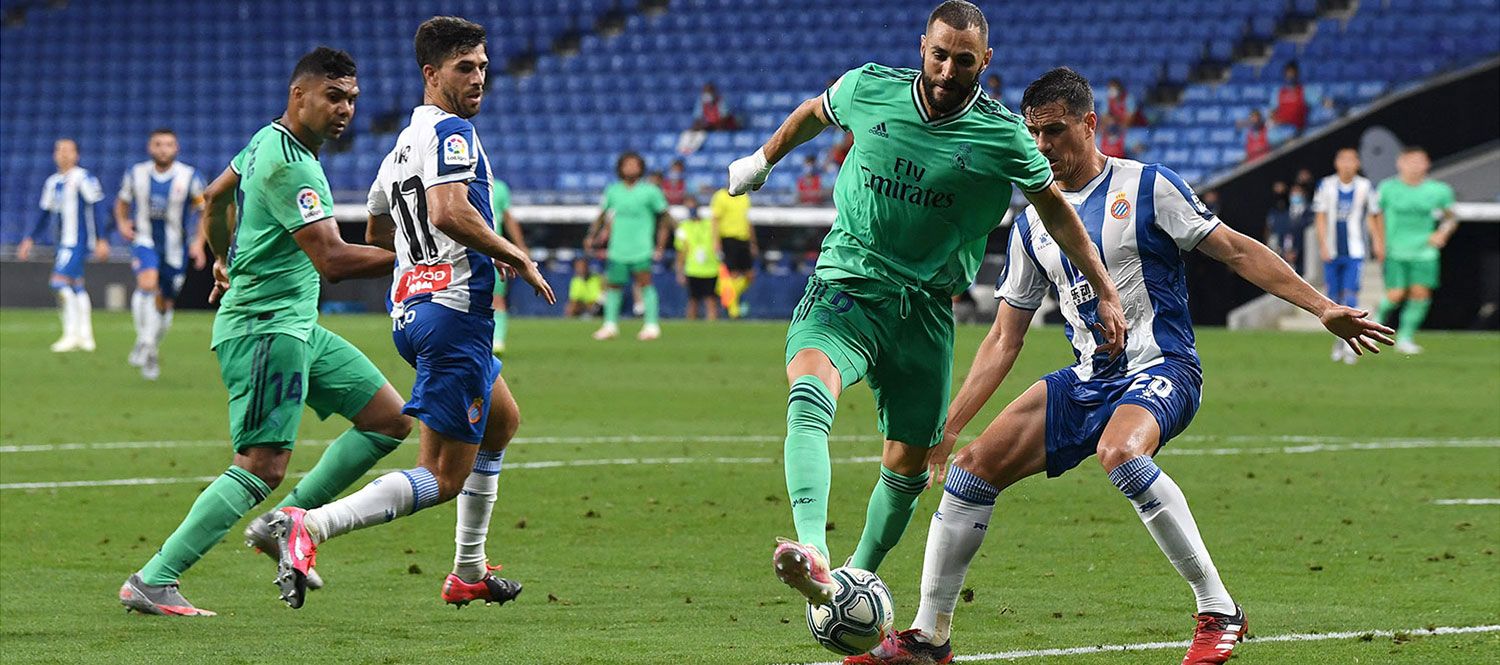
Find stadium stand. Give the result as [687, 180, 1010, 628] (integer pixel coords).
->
[2, 0, 1497, 245]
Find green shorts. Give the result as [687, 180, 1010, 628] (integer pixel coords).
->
[785, 276, 954, 447]
[1384, 258, 1440, 290]
[605, 259, 652, 286]
[216, 326, 387, 452]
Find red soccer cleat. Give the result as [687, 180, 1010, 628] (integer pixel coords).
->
[442, 563, 523, 608]
[268, 507, 318, 609]
[844, 629, 953, 664]
[772, 537, 838, 605]
[1182, 605, 1247, 664]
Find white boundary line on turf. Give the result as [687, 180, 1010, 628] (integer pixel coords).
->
[4, 437, 1500, 491]
[784, 624, 1500, 665]
[1433, 498, 1500, 505]
[2, 434, 1496, 455]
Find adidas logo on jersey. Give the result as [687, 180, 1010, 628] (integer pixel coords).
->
[868, 122, 889, 138]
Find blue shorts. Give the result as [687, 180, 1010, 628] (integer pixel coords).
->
[131, 245, 188, 300]
[1324, 257, 1362, 307]
[1041, 360, 1203, 478]
[52, 245, 87, 281]
[392, 301, 502, 444]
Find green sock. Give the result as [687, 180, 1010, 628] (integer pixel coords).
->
[276, 429, 403, 510]
[493, 309, 508, 346]
[849, 466, 930, 572]
[785, 375, 837, 560]
[604, 289, 623, 325]
[1397, 298, 1430, 343]
[1376, 297, 1398, 327]
[642, 285, 660, 326]
[139, 466, 270, 585]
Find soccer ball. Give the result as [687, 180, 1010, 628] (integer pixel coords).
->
[805, 567, 895, 655]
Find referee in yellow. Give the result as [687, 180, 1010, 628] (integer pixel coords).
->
[710, 185, 756, 317]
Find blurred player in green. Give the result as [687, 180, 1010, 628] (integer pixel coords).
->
[725, 0, 1125, 605]
[489, 177, 528, 354]
[586, 151, 673, 341]
[1373, 146, 1457, 355]
[675, 195, 721, 320]
[119, 47, 412, 616]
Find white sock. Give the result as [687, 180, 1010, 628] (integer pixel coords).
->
[1110, 456, 1236, 615]
[911, 489, 996, 644]
[56, 288, 77, 339]
[155, 308, 173, 346]
[131, 290, 150, 345]
[453, 449, 505, 582]
[73, 289, 94, 342]
[304, 468, 437, 543]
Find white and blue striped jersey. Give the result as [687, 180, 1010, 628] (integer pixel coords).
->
[117, 161, 204, 266]
[1311, 175, 1375, 260]
[36, 167, 105, 248]
[996, 157, 1221, 381]
[368, 105, 496, 318]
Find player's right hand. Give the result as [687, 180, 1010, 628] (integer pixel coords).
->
[118, 224, 136, 243]
[727, 148, 774, 196]
[209, 259, 230, 304]
[1093, 292, 1128, 359]
[520, 261, 556, 305]
[15, 238, 32, 261]
[1320, 305, 1394, 356]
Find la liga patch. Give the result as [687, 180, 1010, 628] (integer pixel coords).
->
[296, 187, 324, 223]
[443, 133, 472, 167]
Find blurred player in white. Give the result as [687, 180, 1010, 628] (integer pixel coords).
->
[114, 128, 207, 379]
[853, 68, 1393, 665]
[17, 138, 109, 352]
[269, 16, 554, 610]
[1311, 148, 1381, 364]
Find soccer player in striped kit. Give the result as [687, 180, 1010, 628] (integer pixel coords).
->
[1312, 148, 1381, 364]
[18, 138, 109, 353]
[854, 68, 1394, 665]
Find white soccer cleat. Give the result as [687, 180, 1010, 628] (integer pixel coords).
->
[592, 323, 619, 340]
[50, 336, 81, 353]
[772, 538, 838, 606]
[129, 341, 148, 367]
[77, 336, 96, 352]
[141, 348, 161, 381]
[637, 323, 661, 341]
[1395, 340, 1424, 355]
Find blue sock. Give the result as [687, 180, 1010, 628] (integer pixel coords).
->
[1108, 456, 1162, 499]
[401, 467, 441, 511]
[473, 449, 505, 476]
[944, 466, 1000, 506]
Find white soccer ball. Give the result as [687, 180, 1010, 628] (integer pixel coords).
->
[805, 567, 895, 655]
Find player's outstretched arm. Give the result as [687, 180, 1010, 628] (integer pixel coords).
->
[428, 181, 555, 304]
[1197, 225, 1394, 355]
[292, 218, 396, 282]
[1024, 183, 1126, 357]
[928, 300, 1037, 486]
[727, 97, 831, 196]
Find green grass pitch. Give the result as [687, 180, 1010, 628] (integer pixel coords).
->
[1, 310, 1496, 664]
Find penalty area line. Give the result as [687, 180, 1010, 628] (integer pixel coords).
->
[785, 624, 1500, 665]
[1433, 498, 1500, 505]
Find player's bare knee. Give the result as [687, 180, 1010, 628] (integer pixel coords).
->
[1096, 442, 1136, 474]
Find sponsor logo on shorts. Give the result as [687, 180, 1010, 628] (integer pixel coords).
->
[467, 398, 483, 424]
[394, 263, 454, 302]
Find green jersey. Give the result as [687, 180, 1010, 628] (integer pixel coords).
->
[819, 63, 1052, 298]
[212, 122, 335, 348]
[674, 217, 721, 279]
[1377, 178, 1453, 262]
[491, 178, 511, 238]
[601, 180, 668, 263]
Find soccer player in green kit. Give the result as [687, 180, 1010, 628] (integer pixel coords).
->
[726, 0, 1126, 606]
[118, 47, 412, 616]
[489, 177, 528, 354]
[586, 151, 673, 341]
[1374, 146, 1457, 355]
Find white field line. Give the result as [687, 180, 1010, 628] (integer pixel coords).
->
[1433, 498, 1500, 505]
[786, 624, 1500, 665]
[2, 433, 1496, 455]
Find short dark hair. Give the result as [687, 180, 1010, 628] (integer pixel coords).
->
[927, 0, 987, 41]
[149, 127, 175, 138]
[1400, 145, 1427, 155]
[616, 151, 644, 176]
[415, 16, 486, 69]
[290, 46, 356, 85]
[1021, 67, 1094, 118]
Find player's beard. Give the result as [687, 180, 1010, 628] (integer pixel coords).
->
[920, 75, 975, 116]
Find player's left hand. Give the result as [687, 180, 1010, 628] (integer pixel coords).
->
[926, 429, 958, 489]
[1093, 293, 1128, 359]
[15, 238, 32, 261]
[519, 260, 556, 305]
[92, 240, 110, 261]
[727, 149, 774, 196]
[1320, 305, 1395, 356]
[1427, 232, 1448, 249]
[209, 259, 231, 304]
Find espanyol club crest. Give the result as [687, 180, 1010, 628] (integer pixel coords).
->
[444, 133, 471, 166]
[467, 398, 484, 424]
[1110, 193, 1132, 220]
